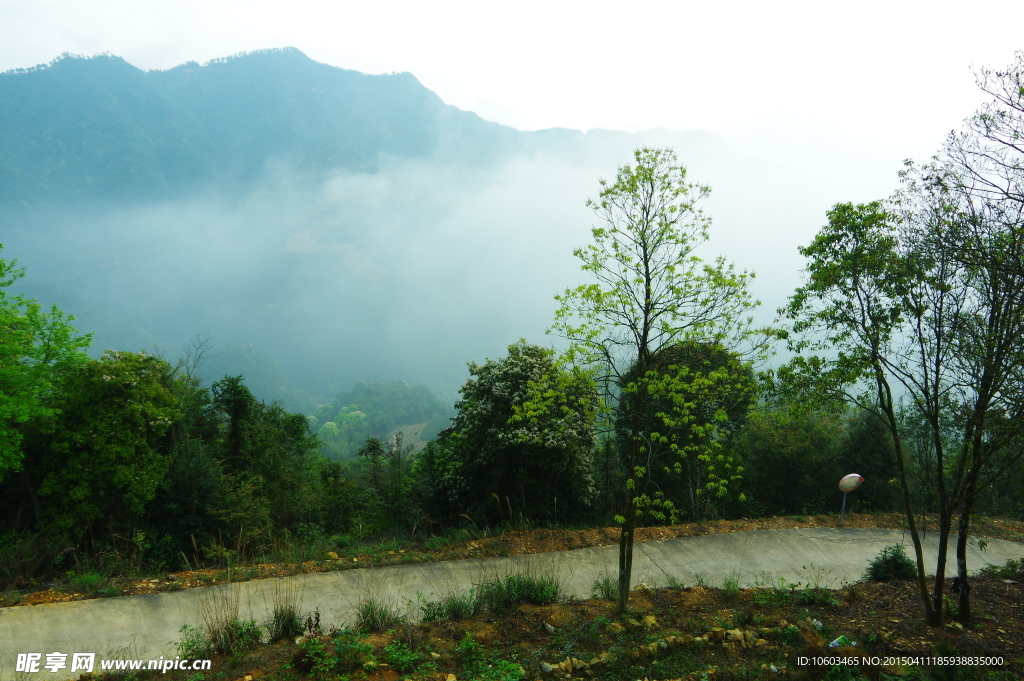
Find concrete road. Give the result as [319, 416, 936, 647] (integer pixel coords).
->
[2, 529, 1022, 680]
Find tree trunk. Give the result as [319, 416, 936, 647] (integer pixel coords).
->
[929, 408, 954, 623]
[955, 457, 983, 623]
[616, 505, 636, 613]
[954, 508, 973, 623]
[876, 373, 939, 626]
[616, 434, 640, 614]
[931, 510, 954, 624]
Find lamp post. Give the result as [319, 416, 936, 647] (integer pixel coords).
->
[838, 474, 864, 520]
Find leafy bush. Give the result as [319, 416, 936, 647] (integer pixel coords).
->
[865, 545, 917, 582]
[175, 624, 212, 659]
[455, 632, 483, 665]
[477, 659, 524, 680]
[796, 587, 841, 608]
[779, 624, 802, 647]
[979, 558, 1024, 580]
[297, 631, 372, 678]
[382, 640, 420, 673]
[753, 587, 792, 607]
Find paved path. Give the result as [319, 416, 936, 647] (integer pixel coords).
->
[2, 529, 1023, 680]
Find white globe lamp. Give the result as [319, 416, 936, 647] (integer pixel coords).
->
[838, 474, 864, 519]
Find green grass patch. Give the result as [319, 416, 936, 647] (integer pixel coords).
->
[69, 571, 106, 592]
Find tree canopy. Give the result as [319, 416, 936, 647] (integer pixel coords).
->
[0, 245, 91, 482]
[419, 340, 597, 525]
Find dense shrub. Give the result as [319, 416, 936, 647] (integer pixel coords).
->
[865, 544, 917, 582]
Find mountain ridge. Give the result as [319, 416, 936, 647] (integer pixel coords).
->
[0, 47, 532, 208]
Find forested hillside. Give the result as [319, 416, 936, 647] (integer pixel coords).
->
[310, 380, 453, 460]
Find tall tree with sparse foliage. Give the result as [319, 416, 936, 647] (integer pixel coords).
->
[550, 147, 773, 613]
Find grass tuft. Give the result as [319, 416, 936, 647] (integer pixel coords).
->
[263, 579, 304, 642]
[590, 576, 618, 601]
[475, 571, 561, 613]
[419, 590, 478, 622]
[354, 595, 406, 632]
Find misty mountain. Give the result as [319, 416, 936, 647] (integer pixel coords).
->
[0, 47, 608, 210]
[0, 48, 890, 410]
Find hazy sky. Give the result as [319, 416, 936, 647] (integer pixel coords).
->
[3, 0, 1023, 162]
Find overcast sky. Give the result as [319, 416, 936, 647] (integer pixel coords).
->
[3, 0, 1023, 165]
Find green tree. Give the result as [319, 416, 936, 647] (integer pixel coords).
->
[782, 200, 941, 624]
[204, 376, 324, 553]
[0, 245, 91, 481]
[424, 340, 598, 526]
[730, 402, 844, 517]
[22, 350, 181, 538]
[781, 184, 1024, 625]
[352, 432, 420, 532]
[615, 341, 756, 520]
[923, 53, 1024, 621]
[550, 147, 772, 612]
[836, 408, 901, 513]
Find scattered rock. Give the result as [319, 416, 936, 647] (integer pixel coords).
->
[797, 619, 826, 648]
[543, 621, 556, 634]
[325, 551, 339, 560]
